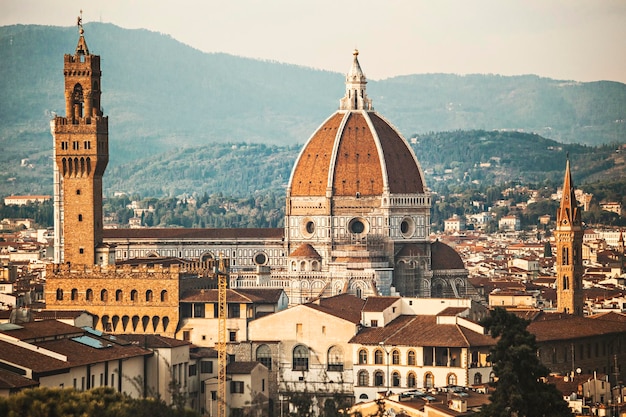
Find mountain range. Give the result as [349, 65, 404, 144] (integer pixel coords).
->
[1, 23, 625, 198]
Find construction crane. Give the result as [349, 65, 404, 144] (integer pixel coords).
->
[216, 257, 228, 417]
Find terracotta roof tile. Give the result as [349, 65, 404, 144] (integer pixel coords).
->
[0, 367, 39, 390]
[289, 243, 321, 258]
[431, 240, 465, 270]
[305, 293, 366, 323]
[528, 313, 626, 342]
[35, 337, 152, 368]
[369, 113, 424, 194]
[349, 315, 495, 348]
[290, 113, 344, 196]
[0, 320, 83, 342]
[332, 113, 383, 196]
[0, 338, 71, 373]
[362, 296, 400, 312]
[227, 361, 263, 374]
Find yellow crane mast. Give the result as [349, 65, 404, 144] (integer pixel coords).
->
[216, 257, 228, 417]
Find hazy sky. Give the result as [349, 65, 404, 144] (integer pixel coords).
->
[2, 0, 626, 83]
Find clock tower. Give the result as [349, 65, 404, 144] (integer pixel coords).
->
[52, 16, 109, 266]
[555, 158, 584, 315]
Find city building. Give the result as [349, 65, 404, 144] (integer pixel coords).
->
[0, 320, 152, 396]
[100, 50, 470, 303]
[46, 25, 472, 339]
[3, 195, 51, 206]
[498, 215, 521, 232]
[444, 215, 466, 233]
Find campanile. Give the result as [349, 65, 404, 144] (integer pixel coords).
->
[555, 158, 584, 315]
[52, 15, 108, 265]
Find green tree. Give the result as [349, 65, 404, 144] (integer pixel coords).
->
[0, 386, 198, 417]
[479, 308, 571, 417]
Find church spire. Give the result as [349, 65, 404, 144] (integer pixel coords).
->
[339, 49, 373, 111]
[75, 10, 90, 56]
[557, 156, 581, 230]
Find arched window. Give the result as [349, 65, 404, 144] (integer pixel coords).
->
[562, 247, 569, 265]
[424, 372, 434, 388]
[447, 373, 457, 386]
[256, 344, 272, 370]
[407, 350, 416, 366]
[328, 346, 344, 372]
[146, 290, 153, 302]
[85, 289, 93, 301]
[56, 288, 63, 300]
[293, 345, 309, 371]
[374, 371, 384, 387]
[358, 349, 368, 365]
[131, 289, 138, 302]
[374, 349, 384, 365]
[358, 370, 369, 386]
[161, 290, 168, 302]
[392, 349, 400, 365]
[474, 373, 482, 385]
[563, 276, 569, 290]
[392, 371, 401, 387]
[100, 289, 108, 302]
[407, 372, 416, 388]
[71, 288, 78, 301]
[116, 289, 123, 302]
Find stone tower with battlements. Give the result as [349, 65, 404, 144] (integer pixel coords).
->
[52, 19, 108, 266]
[555, 158, 584, 316]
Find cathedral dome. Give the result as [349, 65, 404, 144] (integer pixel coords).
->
[431, 240, 465, 270]
[287, 50, 426, 198]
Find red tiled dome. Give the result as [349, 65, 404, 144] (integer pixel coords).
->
[289, 111, 424, 197]
[431, 240, 466, 270]
[288, 50, 425, 199]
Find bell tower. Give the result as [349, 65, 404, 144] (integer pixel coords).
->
[52, 13, 108, 265]
[555, 157, 584, 315]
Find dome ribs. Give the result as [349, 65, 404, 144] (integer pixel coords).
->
[369, 113, 424, 194]
[290, 113, 343, 196]
[332, 113, 383, 197]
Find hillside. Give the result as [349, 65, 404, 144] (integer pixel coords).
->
[104, 131, 624, 198]
[1, 23, 626, 197]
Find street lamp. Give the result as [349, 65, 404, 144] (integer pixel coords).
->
[379, 342, 390, 396]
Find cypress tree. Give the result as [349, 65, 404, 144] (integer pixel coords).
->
[479, 308, 571, 417]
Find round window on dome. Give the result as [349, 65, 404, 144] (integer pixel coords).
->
[400, 217, 416, 238]
[348, 217, 369, 235]
[254, 252, 268, 266]
[300, 218, 316, 238]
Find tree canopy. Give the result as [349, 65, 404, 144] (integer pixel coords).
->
[0, 387, 198, 417]
[479, 308, 571, 417]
